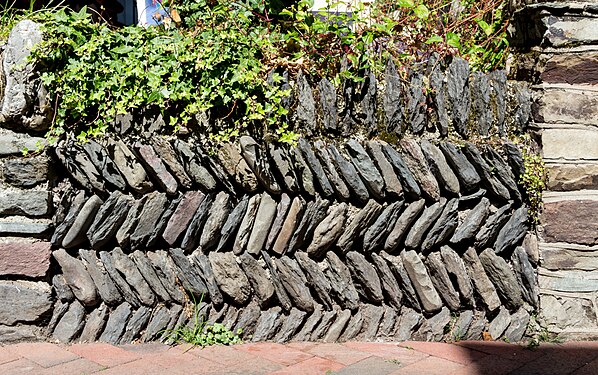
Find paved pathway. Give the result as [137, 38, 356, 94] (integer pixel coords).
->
[0, 340, 597, 375]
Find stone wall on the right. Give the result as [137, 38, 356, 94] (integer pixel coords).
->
[513, 1, 598, 339]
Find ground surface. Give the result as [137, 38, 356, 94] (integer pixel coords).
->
[0, 340, 597, 374]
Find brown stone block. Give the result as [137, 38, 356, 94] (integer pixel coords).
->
[543, 199, 598, 245]
[547, 163, 598, 191]
[0, 241, 51, 277]
[542, 52, 598, 85]
[535, 88, 598, 126]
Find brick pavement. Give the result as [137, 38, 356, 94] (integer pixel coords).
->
[0, 340, 596, 375]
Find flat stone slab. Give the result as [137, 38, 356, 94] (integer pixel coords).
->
[0, 240, 51, 277]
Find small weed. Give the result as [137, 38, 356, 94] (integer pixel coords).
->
[386, 359, 401, 366]
[526, 314, 562, 350]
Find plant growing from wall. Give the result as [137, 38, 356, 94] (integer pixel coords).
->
[518, 135, 547, 225]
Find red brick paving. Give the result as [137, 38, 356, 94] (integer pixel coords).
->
[0, 340, 597, 374]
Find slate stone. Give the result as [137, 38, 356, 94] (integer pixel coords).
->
[169, 248, 208, 300]
[209, 252, 250, 305]
[119, 306, 152, 344]
[115, 196, 145, 248]
[217, 142, 258, 192]
[247, 193, 277, 255]
[272, 196, 305, 255]
[239, 136, 281, 194]
[0, 281, 51, 326]
[2, 156, 49, 188]
[206, 303, 227, 326]
[252, 307, 283, 342]
[307, 202, 347, 258]
[159, 305, 183, 343]
[52, 190, 84, 246]
[238, 253, 274, 307]
[195, 144, 236, 194]
[58, 142, 105, 191]
[318, 77, 338, 132]
[413, 306, 451, 342]
[82, 140, 126, 191]
[129, 192, 168, 250]
[0, 130, 43, 157]
[407, 71, 427, 133]
[364, 201, 404, 253]
[79, 303, 108, 343]
[447, 57, 471, 137]
[130, 250, 171, 303]
[465, 313, 486, 340]
[360, 71, 378, 133]
[295, 252, 334, 310]
[462, 247, 501, 312]
[475, 204, 512, 250]
[294, 71, 317, 135]
[337, 200, 383, 253]
[51, 300, 84, 342]
[151, 196, 185, 250]
[191, 252, 224, 307]
[294, 305, 323, 341]
[421, 198, 459, 253]
[324, 252, 360, 311]
[217, 195, 248, 252]
[87, 192, 131, 250]
[339, 310, 364, 341]
[379, 306, 398, 338]
[395, 307, 422, 341]
[142, 305, 170, 342]
[265, 194, 291, 251]
[365, 140, 403, 197]
[503, 142, 525, 180]
[274, 308, 307, 343]
[135, 142, 178, 194]
[268, 145, 300, 193]
[173, 140, 217, 191]
[54, 249, 98, 306]
[459, 190, 487, 207]
[108, 139, 153, 193]
[162, 191, 203, 247]
[109, 248, 155, 306]
[488, 307, 511, 340]
[357, 304, 384, 341]
[233, 194, 260, 255]
[371, 253, 403, 310]
[385, 199, 425, 253]
[439, 143, 480, 193]
[327, 143, 369, 202]
[262, 251, 293, 311]
[482, 145, 522, 202]
[450, 198, 491, 244]
[471, 72, 492, 136]
[400, 139, 440, 201]
[440, 246, 474, 306]
[345, 139, 385, 199]
[0, 189, 51, 217]
[100, 302, 131, 343]
[479, 249, 524, 310]
[401, 250, 443, 314]
[384, 58, 404, 134]
[146, 251, 185, 304]
[430, 65, 449, 137]
[0, 220, 52, 238]
[420, 140, 460, 195]
[79, 249, 123, 307]
[311, 309, 338, 341]
[180, 193, 213, 251]
[297, 138, 335, 197]
[151, 137, 192, 189]
[275, 256, 314, 312]
[199, 192, 232, 252]
[314, 140, 351, 200]
[380, 141, 421, 198]
[504, 308, 529, 343]
[462, 143, 510, 202]
[233, 302, 260, 338]
[425, 252, 461, 311]
[380, 251, 422, 311]
[494, 206, 529, 254]
[99, 251, 141, 308]
[220, 305, 239, 331]
[404, 199, 446, 249]
[511, 246, 539, 307]
[287, 198, 330, 255]
[53, 274, 74, 303]
[453, 310, 474, 341]
[346, 251, 383, 304]
[0, 239, 49, 277]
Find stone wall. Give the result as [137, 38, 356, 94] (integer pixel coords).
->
[0, 19, 540, 344]
[513, 1, 598, 339]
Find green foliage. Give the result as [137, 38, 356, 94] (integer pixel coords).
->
[526, 314, 561, 349]
[517, 135, 547, 225]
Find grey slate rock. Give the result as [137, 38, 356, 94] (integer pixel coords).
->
[357, 305, 384, 341]
[233, 194, 260, 255]
[162, 191, 204, 247]
[130, 250, 171, 303]
[0, 221, 51, 238]
[233, 302, 260, 338]
[0, 189, 51, 217]
[268, 145, 300, 193]
[323, 309, 352, 342]
[482, 145, 522, 202]
[199, 192, 232, 251]
[108, 139, 153, 193]
[100, 302, 131, 343]
[99, 251, 141, 308]
[360, 72, 377, 133]
[272, 196, 305, 255]
[180, 193, 213, 251]
[191, 252, 224, 307]
[298, 138, 335, 197]
[413, 306, 451, 342]
[252, 307, 283, 342]
[0, 281, 52, 325]
[169, 248, 208, 300]
[363, 201, 404, 253]
[400, 139, 440, 201]
[265, 194, 291, 251]
[462, 142, 510, 202]
[135, 142, 178, 194]
[2, 156, 49, 188]
[151, 137, 192, 189]
[420, 140, 460, 195]
[146, 251, 186, 304]
[421, 198, 459, 253]
[490, 70, 507, 135]
[339, 310, 364, 341]
[440, 246, 474, 306]
[287, 198, 330, 255]
[380, 251, 422, 311]
[462, 247, 501, 312]
[450, 198, 491, 244]
[58, 143, 105, 192]
[311, 309, 338, 341]
[395, 307, 422, 341]
[404, 199, 446, 249]
[275, 256, 314, 312]
[145, 193, 182, 248]
[479, 249, 524, 310]
[173, 140, 217, 191]
[401, 250, 443, 314]
[503, 142, 525, 180]
[246, 193, 277, 255]
[371, 253, 403, 310]
[195, 144, 236, 194]
[379, 306, 398, 338]
[129, 192, 168, 250]
[79, 304, 108, 343]
[238, 253, 275, 307]
[385, 199, 425, 253]
[294, 71, 317, 135]
[447, 57, 471, 137]
[324, 252, 360, 311]
[61, 194, 101, 249]
[54, 249, 98, 306]
[209, 252, 251, 305]
[87, 192, 131, 250]
[53, 274, 74, 303]
[53, 300, 85, 343]
[79, 249, 123, 306]
[119, 306, 151, 344]
[295, 252, 334, 310]
[471, 72, 492, 136]
[313, 140, 351, 200]
[459, 189, 487, 206]
[504, 308, 529, 343]
[294, 305, 323, 341]
[345, 139, 385, 199]
[494, 206, 529, 254]
[307, 202, 347, 258]
[488, 307, 511, 340]
[142, 305, 171, 342]
[475, 204, 512, 250]
[290, 146, 317, 196]
[346, 251, 383, 304]
[365, 140, 403, 197]
[318, 78, 338, 132]
[160, 305, 183, 343]
[115, 196, 145, 248]
[275, 308, 307, 343]
[512, 83, 531, 133]
[262, 251, 293, 311]
[239, 136, 281, 194]
[327, 143, 369, 202]
[337, 199, 383, 253]
[430, 65, 449, 137]
[384, 58, 404, 135]
[408, 71, 427, 133]
[52, 190, 85, 246]
[440, 142, 480, 193]
[511, 246, 538, 307]
[465, 313, 486, 340]
[82, 140, 126, 191]
[425, 252, 461, 311]
[217, 195, 248, 252]
[110, 248, 155, 306]
[380, 141, 421, 198]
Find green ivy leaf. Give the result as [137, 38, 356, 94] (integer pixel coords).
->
[446, 32, 461, 49]
[425, 35, 443, 44]
[475, 19, 493, 36]
[396, 0, 415, 8]
[413, 4, 429, 19]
